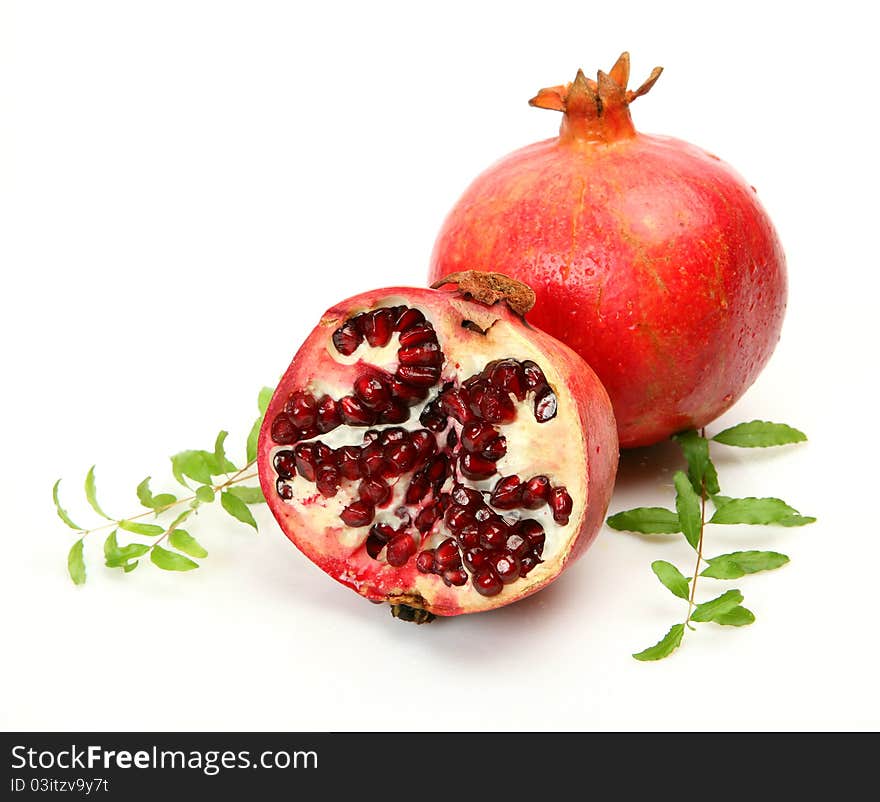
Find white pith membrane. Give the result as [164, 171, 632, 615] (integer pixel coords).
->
[267, 295, 588, 609]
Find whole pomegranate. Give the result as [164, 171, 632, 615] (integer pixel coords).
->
[429, 54, 787, 448]
[257, 272, 617, 619]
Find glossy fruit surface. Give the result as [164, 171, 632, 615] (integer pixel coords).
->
[429, 54, 787, 447]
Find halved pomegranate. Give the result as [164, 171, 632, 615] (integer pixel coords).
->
[257, 272, 618, 619]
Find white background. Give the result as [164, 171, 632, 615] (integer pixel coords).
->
[1, 0, 877, 731]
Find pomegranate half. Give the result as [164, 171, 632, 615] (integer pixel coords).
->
[429, 53, 787, 448]
[257, 273, 617, 618]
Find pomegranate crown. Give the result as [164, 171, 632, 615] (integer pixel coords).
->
[529, 52, 663, 143]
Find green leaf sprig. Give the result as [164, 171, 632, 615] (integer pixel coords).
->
[55, 388, 273, 584]
[607, 420, 814, 661]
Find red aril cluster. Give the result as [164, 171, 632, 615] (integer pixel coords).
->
[257, 278, 618, 617]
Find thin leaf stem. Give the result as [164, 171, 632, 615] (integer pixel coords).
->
[685, 428, 709, 628]
[75, 462, 259, 538]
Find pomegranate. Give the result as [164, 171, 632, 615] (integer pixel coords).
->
[257, 272, 617, 619]
[429, 53, 787, 448]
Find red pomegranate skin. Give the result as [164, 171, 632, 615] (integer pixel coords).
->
[429, 59, 787, 448]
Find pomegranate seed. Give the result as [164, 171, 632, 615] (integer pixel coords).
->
[410, 430, 436, 463]
[380, 401, 410, 424]
[359, 443, 390, 477]
[316, 464, 341, 497]
[460, 453, 497, 480]
[415, 504, 440, 534]
[416, 550, 435, 573]
[353, 374, 392, 410]
[276, 479, 293, 500]
[359, 477, 391, 505]
[398, 342, 444, 366]
[479, 520, 508, 550]
[490, 475, 522, 509]
[284, 391, 317, 428]
[460, 421, 498, 452]
[480, 436, 507, 462]
[476, 385, 516, 424]
[339, 395, 377, 426]
[505, 533, 530, 559]
[458, 524, 480, 550]
[386, 533, 417, 567]
[405, 473, 430, 505]
[521, 475, 551, 509]
[398, 322, 437, 348]
[439, 388, 475, 423]
[273, 450, 295, 479]
[340, 499, 374, 527]
[386, 440, 417, 473]
[314, 442, 334, 464]
[394, 307, 425, 331]
[396, 365, 441, 387]
[550, 487, 573, 525]
[331, 320, 362, 355]
[491, 553, 521, 584]
[474, 506, 495, 523]
[389, 377, 429, 405]
[315, 396, 342, 433]
[293, 443, 320, 481]
[365, 533, 386, 559]
[519, 554, 542, 577]
[473, 568, 503, 597]
[521, 360, 547, 389]
[363, 430, 381, 444]
[446, 428, 458, 449]
[445, 504, 475, 533]
[426, 454, 450, 484]
[463, 546, 489, 572]
[451, 484, 483, 507]
[298, 426, 319, 441]
[534, 386, 558, 423]
[443, 568, 468, 587]
[434, 538, 461, 571]
[379, 427, 407, 445]
[362, 308, 395, 348]
[516, 520, 546, 555]
[370, 522, 395, 541]
[270, 413, 298, 445]
[490, 360, 527, 401]
[419, 400, 447, 432]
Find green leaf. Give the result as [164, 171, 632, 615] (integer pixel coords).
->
[606, 507, 680, 534]
[171, 450, 214, 486]
[712, 495, 733, 509]
[136, 477, 177, 512]
[103, 530, 150, 569]
[118, 520, 165, 537]
[246, 387, 274, 464]
[633, 624, 685, 662]
[84, 465, 113, 520]
[195, 485, 215, 503]
[169, 509, 193, 530]
[227, 485, 265, 505]
[150, 545, 199, 571]
[712, 420, 807, 448]
[690, 589, 744, 623]
[123, 561, 139, 573]
[53, 480, 84, 531]
[714, 606, 756, 626]
[168, 529, 208, 558]
[673, 471, 702, 550]
[709, 497, 816, 527]
[67, 538, 86, 585]
[209, 430, 238, 474]
[220, 490, 258, 530]
[701, 550, 790, 579]
[673, 430, 720, 495]
[651, 560, 690, 600]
